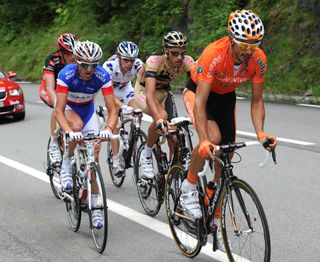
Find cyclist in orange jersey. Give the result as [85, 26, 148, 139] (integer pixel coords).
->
[181, 10, 277, 228]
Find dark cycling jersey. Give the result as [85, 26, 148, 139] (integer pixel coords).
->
[39, 51, 66, 107]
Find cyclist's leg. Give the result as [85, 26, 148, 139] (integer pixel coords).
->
[40, 82, 62, 164]
[60, 105, 84, 190]
[139, 89, 168, 179]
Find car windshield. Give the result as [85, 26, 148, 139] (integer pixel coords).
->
[0, 70, 6, 79]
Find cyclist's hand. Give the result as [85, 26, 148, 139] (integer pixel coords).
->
[69, 131, 83, 142]
[156, 118, 168, 135]
[257, 131, 277, 150]
[121, 105, 133, 115]
[100, 129, 113, 141]
[198, 140, 216, 159]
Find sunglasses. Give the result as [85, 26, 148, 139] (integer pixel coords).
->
[233, 38, 260, 50]
[77, 61, 99, 69]
[121, 57, 135, 63]
[169, 50, 186, 57]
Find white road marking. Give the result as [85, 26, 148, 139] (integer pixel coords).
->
[236, 131, 315, 146]
[143, 115, 316, 146]
[297, 103, 320, 108]
[0, 155, 229, 261]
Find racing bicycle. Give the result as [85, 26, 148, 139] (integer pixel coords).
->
[135, 117, 193, 216]
[165, 139, 276, 261]
[62, 132, 114, 253]
[98, 106, 147, 187]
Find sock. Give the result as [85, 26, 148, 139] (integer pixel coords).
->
[50, 136, 58, 146]
[113, 155, 119, 166]
[182, 179, 196, 192]
[144, 145, 153, 158]
[214, 218, 220, 227]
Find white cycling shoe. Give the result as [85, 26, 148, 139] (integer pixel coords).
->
[180, 180, 202, 219]
[92, 210, 103, 229]
[140, 153, 154, 179]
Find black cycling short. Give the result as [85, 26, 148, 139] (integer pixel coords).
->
[186, 78, 236, 144]
[164, 86, 178, 121]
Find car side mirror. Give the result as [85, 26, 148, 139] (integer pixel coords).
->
[8, 71, 17, 78]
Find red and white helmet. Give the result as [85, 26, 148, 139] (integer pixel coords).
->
[57, 33, 79, 53]
[74, 40, 103, 62]
[228, 10, 264, 41]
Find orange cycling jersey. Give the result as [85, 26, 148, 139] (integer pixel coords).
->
[190, 36, 267, 94]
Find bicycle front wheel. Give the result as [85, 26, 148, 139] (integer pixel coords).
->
[66, 163, 82, 232]
[89, 162, 108, 253]
[221, 179, 271, 262]
[135, 142, 162, 217]
[47, 137, 61, 199]
[165, 165, 202, 257]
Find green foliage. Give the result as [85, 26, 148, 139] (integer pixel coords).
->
[0, 0, 319, 97]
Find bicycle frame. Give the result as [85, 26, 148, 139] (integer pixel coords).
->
[196, 141, 275, 246]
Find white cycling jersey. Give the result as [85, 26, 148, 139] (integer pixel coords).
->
[102, 55, 143, 105]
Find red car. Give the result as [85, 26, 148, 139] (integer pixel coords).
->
[0, 67, 25, 121]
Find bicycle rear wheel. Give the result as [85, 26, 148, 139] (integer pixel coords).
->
[221, 178, 271, 261]
[46, 137, 61, 199]
[107, 142, 125, 188]
[89, 162, 108, 253]
[165, 165, 202, 257]
[66, 163, 82, 232]
[135, 142, 162, 217]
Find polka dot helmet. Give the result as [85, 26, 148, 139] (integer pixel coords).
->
[228, 10, 264, 41]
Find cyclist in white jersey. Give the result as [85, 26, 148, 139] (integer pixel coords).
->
[102, 41, 145, 175]
[55, 41, 118, 228]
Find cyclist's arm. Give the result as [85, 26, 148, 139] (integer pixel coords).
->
[137, 63, 146, 79]
[44, 73, 56, 105]
[194, 80, 211, 142]
[145, 76, 161, 121]
[103, 94, 118, 132]
[54, 92, 73, 133]
[251, 82, 265, 135]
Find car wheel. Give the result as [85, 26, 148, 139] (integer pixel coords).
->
[13, 112, 25, 121]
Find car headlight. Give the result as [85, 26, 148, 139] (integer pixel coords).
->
[9, 88, 23, 96]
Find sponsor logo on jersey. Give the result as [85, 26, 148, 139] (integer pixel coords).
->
[257, 58, 265, 78]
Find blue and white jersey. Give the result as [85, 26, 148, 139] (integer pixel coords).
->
[56, 63, 114, 106]
[102, 55, 143, 90]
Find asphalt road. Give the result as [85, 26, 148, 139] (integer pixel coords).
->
[0, 83, 319, 262]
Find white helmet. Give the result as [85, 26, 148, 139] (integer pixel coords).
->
[117, 41, 139, 58]
[228, 10, 264, 41]
[74, 40, 102, 62]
